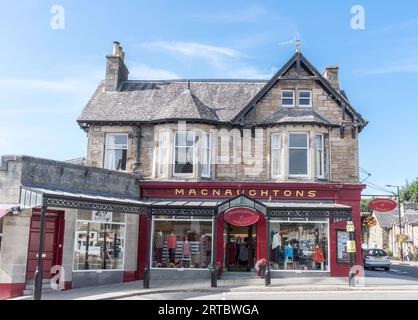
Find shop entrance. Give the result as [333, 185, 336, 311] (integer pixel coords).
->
[225, 224, 256, 272]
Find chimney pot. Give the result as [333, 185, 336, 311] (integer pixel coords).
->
[105, 41, 129, 91]
[323, 65, 339, 90]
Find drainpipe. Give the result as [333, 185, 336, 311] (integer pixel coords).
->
[34, 201, 47, 300]
[265, 216, 271, 286]
[211, 208, 218, 287]
[143, 208, 152, 288]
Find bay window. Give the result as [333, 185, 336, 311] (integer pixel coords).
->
[281, 90, 295, 107]
[288, 133, 309, 176]
[315, 134, 325, 178]
[201, 133, 211, 178]
[174, 131, 195, 175]
[271, 133, 281, 178]
[104, 133, 128, 171]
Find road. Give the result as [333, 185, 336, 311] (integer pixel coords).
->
[117, 263, 418, 300]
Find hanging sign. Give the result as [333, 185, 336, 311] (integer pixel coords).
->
[224, 207, 259, 227]
[368, 198, 397, 212]
[347, 240, 356, 253]
[346, 221, 355, 232]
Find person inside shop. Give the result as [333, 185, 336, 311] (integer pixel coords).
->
[167, 231, 177, 266]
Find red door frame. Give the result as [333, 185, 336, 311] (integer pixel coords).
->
[26, 209, 65, 280]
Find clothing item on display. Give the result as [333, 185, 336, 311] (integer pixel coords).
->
[183, 241, 191, 256]
[313, 245, 324, 263]
[155, 247, 163, 263]
[272, 232, 281, 249]
[226, 241, 236, 265]
[239, 244, 249, 262]
[285, 244, 293, 258]
[168, 248, 175, 263]
[154, 231, 164, 249]
[200, 234, 208, 264]
[167, 233, 177, 249]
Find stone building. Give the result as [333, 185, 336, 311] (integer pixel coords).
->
[0, 42, 367, 299]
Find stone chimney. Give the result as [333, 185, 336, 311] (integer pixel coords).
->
[105, 41, 129, 91]
[322, 65, 339, 90]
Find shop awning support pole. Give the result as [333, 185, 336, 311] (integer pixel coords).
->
[34, 201, 47, 300]
[265, 215, 271, 286]
[211, 209, 218, 288]
[143, 209, 152, 289]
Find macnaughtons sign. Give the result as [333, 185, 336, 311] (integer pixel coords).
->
[368, 198, 397, 212]
[224, 208, 260, 227]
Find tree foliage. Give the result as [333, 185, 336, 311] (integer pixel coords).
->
[361, 198, 373, 213]
[401, 178, 418, 202]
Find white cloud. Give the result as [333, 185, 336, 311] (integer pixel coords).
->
[140, 41, 245, 61]
[129, 64, 180, 80]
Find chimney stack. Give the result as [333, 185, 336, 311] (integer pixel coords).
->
[322, 65, 339, 90]
[105, 41, 129, 91]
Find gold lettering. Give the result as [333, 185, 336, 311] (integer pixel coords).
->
[284, 190, 292, 197]
[249, 190, 257, 197]
[272, 190, 280, 197]
[201, 189, 208, 196]
[225, 189, 233, 196]
[213, 189, 220, 196]
[189, 189, 197, 196]
[175, 189, 184, 196]
[260, 190, 269, 197]
[308, 190, 317, 198]
[296, 190, 304, 197]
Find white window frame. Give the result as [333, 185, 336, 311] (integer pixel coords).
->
[157, 131, 170, 177]
[288, 132, 309, 177]
[315, 134, 325, 179]
[173, 131, 195, 177]
[104, 133, 128, 171]
[72, 213, 126, 272]
[270, 133, 281, 178]
[281, 90, 295, 107]
[201, 132, 211, 178]
[298, 90, 312, 107]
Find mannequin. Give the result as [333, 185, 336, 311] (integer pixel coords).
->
[199, 234, 208, 266]
[313, 244, 324, 270]
[284, 242, 293, 269]
[154, 230, 164, 264]
[167, 231, 177, 263]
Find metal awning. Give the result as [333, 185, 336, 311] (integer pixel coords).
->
[20, 187, 149, 214]
[263, 201, 352, 219]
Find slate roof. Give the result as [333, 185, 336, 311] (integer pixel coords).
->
[261, 108, 333, 126]
[78, 80, 266, 124]
[374, 211, 395, 228]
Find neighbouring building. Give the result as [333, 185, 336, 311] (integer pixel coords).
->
[0, 41, 368, 299]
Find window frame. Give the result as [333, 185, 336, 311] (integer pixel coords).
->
[288, 132, 309, 178]
[270, 132, 282, 178]
[298, 90, 312, 107]
[157, 131, 170, 177]
[104, 133, 128, 171]
[281, 90, 295, 107]
[173, 131, 195, 177]
[201, 132, 211, 178]
[72, 212, 126, 272]
[315, 134, 325, 179]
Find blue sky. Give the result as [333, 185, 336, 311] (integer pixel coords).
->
[1, 0, 418, 195]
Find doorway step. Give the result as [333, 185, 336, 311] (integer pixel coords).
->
[23, 279, 56, 296]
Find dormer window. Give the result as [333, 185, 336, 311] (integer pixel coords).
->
[298, 90, 312, 107]
[281, 90, 295, 107]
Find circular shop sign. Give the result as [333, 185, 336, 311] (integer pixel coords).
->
[224, 207, 259, 227]
[368, 198, 397, 212]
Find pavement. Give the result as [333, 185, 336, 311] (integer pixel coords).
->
[10, 263, 418, 300]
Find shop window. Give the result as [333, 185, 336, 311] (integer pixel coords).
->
[173, 131, 195, 175]
[104, 133, 128, 171]
[288, 133, 309, 176]
[281, 90, 295, 106]
[298, 90, 312, 107]
[201, 133, 211, 178]
[0, 218, 3, 252]
[315, 134, 325, 178]
[73, 210, 126, 271]
[270, 133, 281, 178]
[269, 220, 329, 271]
[158, 131, 170, 177]
[152, 218, 212, 269]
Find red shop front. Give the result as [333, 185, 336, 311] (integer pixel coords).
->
[139, 182, 364, 278]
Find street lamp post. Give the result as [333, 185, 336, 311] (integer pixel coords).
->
[386, 185, 403, 262]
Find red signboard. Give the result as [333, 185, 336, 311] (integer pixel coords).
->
[368, 198, 397, 212]
[224, 207, 259, 227]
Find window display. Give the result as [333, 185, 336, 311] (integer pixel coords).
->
[269, 220, 328, 271]
[73, 210, 125, 271]
[152, 218, 212, 269]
